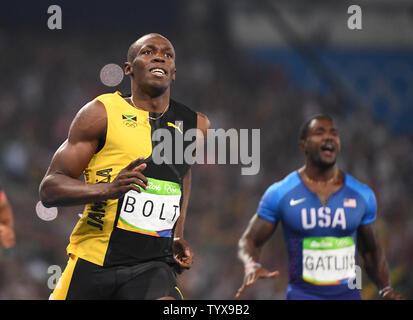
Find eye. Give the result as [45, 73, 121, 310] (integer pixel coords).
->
[142, 49, 152, 55]
[314, 129, 325, 135]
[165, 52, 173, 58]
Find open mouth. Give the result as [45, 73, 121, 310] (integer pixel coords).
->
[150, 67, 167, 77]
[320, 144, 335, 155]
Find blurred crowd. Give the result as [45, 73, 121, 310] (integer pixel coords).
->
[0, 2, 412, 300]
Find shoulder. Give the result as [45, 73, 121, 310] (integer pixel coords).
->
[257, 171, 300, 221]
[197, 112, 210, 134]
[69, 97, 107, 142]
[170, 99, 210, 132]
[170, 99, 196, 114]
[94, 92, 122, 106]
[263, 171, 301, 200]
[72, 99, 106, 128]
[344, 173, 376, 203]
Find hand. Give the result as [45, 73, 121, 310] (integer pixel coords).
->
[173, 238, 193, 271]
[104, 157, 148, 199]
[381, 288, 405, 300]
[0, 225, 16, 249]
[235, 263, 279, 298]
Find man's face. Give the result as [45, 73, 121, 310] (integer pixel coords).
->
[125, 35, 176, 94]
[300, 118, 341, 168]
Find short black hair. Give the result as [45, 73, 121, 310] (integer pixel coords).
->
[299, 114, 334, 141]
[127, 33, 171, 63]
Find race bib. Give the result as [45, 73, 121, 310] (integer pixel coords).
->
[302, 237, 356, 285]
[117, 178, 181, 237]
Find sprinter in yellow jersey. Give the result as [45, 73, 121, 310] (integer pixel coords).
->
[39, 33, 210, 300]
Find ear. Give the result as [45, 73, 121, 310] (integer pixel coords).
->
[171, 68, 176, 81]
[124, 62, 132, 76]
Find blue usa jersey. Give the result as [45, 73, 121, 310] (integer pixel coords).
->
[257, 171, 376, 299]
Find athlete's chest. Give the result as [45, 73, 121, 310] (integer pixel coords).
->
[279, 187, 366, 236]
[105, 104, 193, 160]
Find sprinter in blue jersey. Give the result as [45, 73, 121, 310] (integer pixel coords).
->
[236, 114, 404, 300]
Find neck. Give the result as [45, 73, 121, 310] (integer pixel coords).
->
[130, 82, 170, 113]
[302, 163, 338, 182]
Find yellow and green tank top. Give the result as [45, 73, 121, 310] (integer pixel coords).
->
[67, 92, 197, 267]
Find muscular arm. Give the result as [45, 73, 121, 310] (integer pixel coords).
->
[357, 223, 390, 289]
[238, 214, 278, 266]
[357, 223, 403, 299]
[175, 111, 209, 236]
[236, 214, 279, 298]
[172, 169, 192, 270]
[39, 100, 108, 207]
[196, 112, 210, 148]
[39, 100, 148, 208]
[174, 169, 191, 239]
[172, 112, 210, 269]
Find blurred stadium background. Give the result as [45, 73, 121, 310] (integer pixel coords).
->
[0, 0, 412, 299]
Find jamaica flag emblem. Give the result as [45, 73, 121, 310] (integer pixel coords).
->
[122, 114, 138, 128]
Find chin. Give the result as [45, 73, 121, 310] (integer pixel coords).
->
[320, 161, 336, 169]
[314, 157, 337, 169]
[142, 81, 170, 96]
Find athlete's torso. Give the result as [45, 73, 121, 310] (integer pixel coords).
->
[257, 171, 377, 298]
[67, 92, 197, 267]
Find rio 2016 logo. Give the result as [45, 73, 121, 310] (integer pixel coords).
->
[147, 182, 162, 192]
[164, 184, 178, 194]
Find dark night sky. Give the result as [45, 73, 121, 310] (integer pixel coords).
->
[0, 1, 178, 31]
